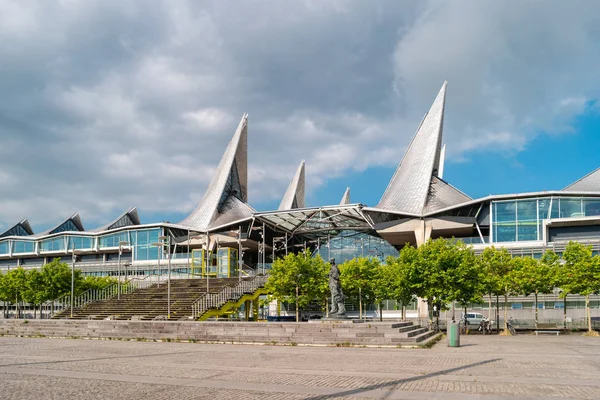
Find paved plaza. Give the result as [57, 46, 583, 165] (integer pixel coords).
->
[1, 334, 600, 400]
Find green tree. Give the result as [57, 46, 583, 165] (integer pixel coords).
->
[448, 242, 484, 320]
[41, 258, 77, 314]
[78, 275, 117, 294]
[387, 249, 418, 321]
[23, 269, 46, 319]
[510, 256, 554, 329]
[265, 250, 328, 321]
[413, 239, 484, 329]
[339, 257, 379, 320]
[3, 267, 28, 318]
[481, 246, 512, 327]
[0, 272, 10, 318]
[561, 242, 600, 332]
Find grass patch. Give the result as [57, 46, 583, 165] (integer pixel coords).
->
[418, 333, 443, 349]
[335, 342, 353, 347]
[583, 330, 600, 337]
[135, 337, 147, 342]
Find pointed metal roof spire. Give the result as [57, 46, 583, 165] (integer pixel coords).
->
[180, 113, 252, 231]
[278, 160, 306, 210]
[437, 144, 446, 180]
[340, 187, 351, 205]
[563, 167, 600, 192]
[376, 81, 447, 215]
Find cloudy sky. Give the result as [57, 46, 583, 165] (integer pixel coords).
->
[1, 0, 600, 232]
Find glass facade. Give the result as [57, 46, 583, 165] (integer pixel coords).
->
[0, 241, 8, 255]
[99, 231, 131, 248]
[12, 240, 35, 254]
[492, 196, 600, 243]
[40, 237, 66, 252]
[315, 231, 399, 264]
[132, 228, 161, 261]
[69, 236, 94, 250]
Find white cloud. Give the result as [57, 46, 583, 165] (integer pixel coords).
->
[0, 0, 599, 230]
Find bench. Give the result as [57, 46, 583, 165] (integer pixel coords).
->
[534, 323, 562, 336]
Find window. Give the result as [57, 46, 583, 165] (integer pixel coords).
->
[560, 198, 582, 218]
[99, 232, 130, 248]
[70, 236, 94, 250]
[511, 303, 523, 310]
[40, 237, 65, 252]
[517, 200, 538, 241]
[494, 201, 516, 242]
[0, 241, 8, 254]
[13, 240, 34, 254]
[133, 229, 160, 261]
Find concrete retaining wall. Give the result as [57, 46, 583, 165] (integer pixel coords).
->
[0, 320, 434, 347]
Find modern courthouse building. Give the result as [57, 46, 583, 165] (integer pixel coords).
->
[1, 82, 600, 314]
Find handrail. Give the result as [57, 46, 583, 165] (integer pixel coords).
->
[191, 275, 268, 319]
[49, 277, 157, 318]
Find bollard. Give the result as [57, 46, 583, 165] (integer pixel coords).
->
[447, 320, 460, 347]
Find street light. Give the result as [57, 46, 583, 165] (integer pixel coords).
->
[70, 246, 82, 318]
[117, 241, 130, 300]
[152, 235, 171, 318]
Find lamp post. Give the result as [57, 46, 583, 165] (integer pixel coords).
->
[205, 233, 210, 294]
[152, 236, 171, 318]
[238, 226, 243, 282]
[70, 245, 80, 318]
[117, 241, 130, 300]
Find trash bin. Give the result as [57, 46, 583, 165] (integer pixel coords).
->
[447, 320, 460, 347]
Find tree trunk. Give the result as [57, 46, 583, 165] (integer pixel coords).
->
[586, 294, 592, 332]
[534, 292, 539, 329]
[295, 285, 299, 322]
[504, 294, 508, 333]
[379, 302, 383, 322]
[359, 287, 362, 321]
[563, 295, 567, 330]
[402, 304, 406, 322]
[489, 294, 493, 321]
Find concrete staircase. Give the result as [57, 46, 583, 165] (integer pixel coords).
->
[53, 278, 248, 321]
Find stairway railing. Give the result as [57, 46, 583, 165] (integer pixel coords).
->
[191, 275, 268, 319]
[50, 276, 157, 318]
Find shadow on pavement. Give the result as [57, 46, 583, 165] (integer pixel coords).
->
[1, 349, 205, 367]
[303, 357, 502, 400]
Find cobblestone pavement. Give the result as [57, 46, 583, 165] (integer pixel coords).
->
[1, 334, 600, 399]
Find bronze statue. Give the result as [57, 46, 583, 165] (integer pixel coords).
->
[328, 259, 345, 316]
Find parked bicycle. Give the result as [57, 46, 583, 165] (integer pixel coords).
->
[478, 317, 493, 334]
[506, 317, 516, 336]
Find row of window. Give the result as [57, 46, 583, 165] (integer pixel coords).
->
[0, 228, 162, 261]
[492, 197, 600, 243]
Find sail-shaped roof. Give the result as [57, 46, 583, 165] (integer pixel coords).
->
[0, 219, 34, 238]
[340, 187, 351, 205]
[278, 160, 306, 210]
[376, 82, 447, 215]
[91, 207, 140, 232]
[30, 213, 85, 237]
[179, 114, 252, 231]
[563, 167, 600, 192]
